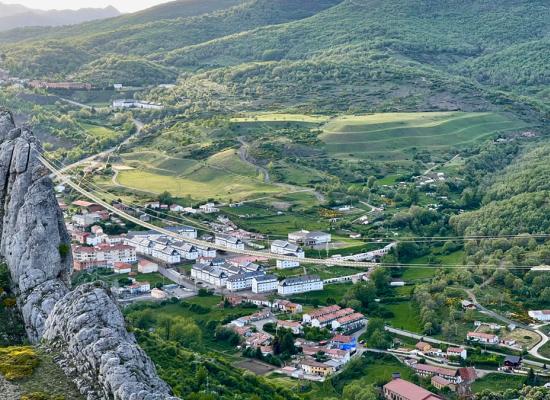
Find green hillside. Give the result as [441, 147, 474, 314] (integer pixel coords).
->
[319, 112, 529, 161]
[0, 0, 548, 115]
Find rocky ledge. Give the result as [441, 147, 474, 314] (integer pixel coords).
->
[0, 108, 179, 400]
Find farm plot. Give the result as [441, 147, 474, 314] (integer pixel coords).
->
[320, 112, 530, 160]
[114, 149, 286, 201]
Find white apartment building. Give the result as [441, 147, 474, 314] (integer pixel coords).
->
[252, 275, 279, 293]
[199, 203, 219, 213]
[191, 263, 229, 287]
[226, 271, 265, 292]
[288, 230, 331, 246]
[196, 245, 217, 258]
[215, 234, 245, 251]
[271, 240, 305, 269]
[151, 243, 181, 264]
[276, 259, 301, 269]
[278, 275, 323, 296]
[173, 242, 199, 260]
[72, 213, 101, 228]
[529, 310, 550, 322]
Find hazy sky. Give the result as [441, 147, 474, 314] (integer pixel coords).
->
[1, 0, 172, 13]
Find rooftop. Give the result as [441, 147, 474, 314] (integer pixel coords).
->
[280, 275, 321, 286]
[384, 378, 443, 400]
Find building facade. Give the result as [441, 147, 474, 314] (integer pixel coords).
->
[278, 275, 323, 295]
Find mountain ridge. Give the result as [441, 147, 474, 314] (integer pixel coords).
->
[0, 2, 120, 31]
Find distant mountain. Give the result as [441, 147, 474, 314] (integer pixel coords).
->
[0, 0, 547, 118]
[0, 2, 120, 31]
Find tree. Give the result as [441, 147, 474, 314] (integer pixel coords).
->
[342, 382, 377, 400]
[158, 191, 173, 205]
[371, 268, 390, 294]
[367, 176, 377, 189]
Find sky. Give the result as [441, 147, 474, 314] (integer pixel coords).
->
[1, 0, 172, 13]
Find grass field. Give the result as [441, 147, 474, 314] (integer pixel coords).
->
[114, 149, 286, 201]
[231, 113, 330, 123]
[401, 250, 465, 281]
[81, 122, 123, 142]
[288, 283, 353, 306]
[384, 302, 423, 333]
[319, 112, 530, 160]
[471, 373, 526, 393]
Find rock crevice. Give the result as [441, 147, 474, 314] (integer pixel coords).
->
[0, 108, 179, 400]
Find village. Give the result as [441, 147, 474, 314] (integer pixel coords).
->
[57, 194, 550, 399]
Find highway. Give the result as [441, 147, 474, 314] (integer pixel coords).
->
[39, 152, 379, 269]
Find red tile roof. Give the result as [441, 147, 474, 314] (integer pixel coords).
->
[467, 331, 497, 340]
[413, 363, 457, 377]
[332, 334, 353, 343]
[384, 378, 443, 400]
[307, 305, 341, 318]
[458, 367, 477, 382]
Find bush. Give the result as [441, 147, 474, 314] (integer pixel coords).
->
[0, 346, 40, 380]
[58, 243, 70, 259]
[21, 393, 65, 400]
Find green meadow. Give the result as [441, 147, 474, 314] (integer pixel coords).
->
[114, 149, 286, 201]
[319, 112, 530, 161]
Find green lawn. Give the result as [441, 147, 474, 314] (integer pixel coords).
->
[401, 250, 465, 281]
[231, 113, 330, 123]
[471, 373, 526, 393]
[538, 341, 550, 359]
[320, 112, 530, 161]
[384, 302, 423, 333]
[81, 122, 123, 142]
[288, 283, 353, 306]
[115, 149, 286, 201]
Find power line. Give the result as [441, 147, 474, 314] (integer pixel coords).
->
[39, 152, 547, 271]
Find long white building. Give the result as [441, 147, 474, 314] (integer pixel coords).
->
[125, 232, 205, 264]
[252, 275, 279, 293]
[278, 275, 323, 296]
[215, 234, 245, 250]
[226, 271, 265, 292]
[271, 240, 305, 269]
[191, 263, 229, 287]
[288, 230, 331, 246]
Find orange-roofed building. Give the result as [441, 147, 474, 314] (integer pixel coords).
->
[383, 378, 443, 400]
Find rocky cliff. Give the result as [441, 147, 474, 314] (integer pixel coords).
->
[0, 108, 179, 400]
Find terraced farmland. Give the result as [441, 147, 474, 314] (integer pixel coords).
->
[319, 112, 531, 161]
[114, 149, 286, 201]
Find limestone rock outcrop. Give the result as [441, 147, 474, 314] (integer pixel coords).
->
[0, 108, 179, 400]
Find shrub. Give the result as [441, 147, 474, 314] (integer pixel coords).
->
[0, 346, 40, 380]
[58, 243, 70, 259]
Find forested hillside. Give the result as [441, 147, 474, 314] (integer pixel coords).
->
[0, 0, 548, 114]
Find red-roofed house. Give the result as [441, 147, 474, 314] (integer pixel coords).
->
[114, 262, 132, 274]
[413, 364, 461, 383]
[431, 375, 456, 391]
[277, 320, 303, 335]
[383, 378, 443, 400]
[302, 305, 341, 323]
[447, 347, 467, 360]
[467, 331, 499, 344]
[138, 259, 159, 274]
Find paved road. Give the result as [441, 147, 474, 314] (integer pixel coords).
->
[54, 97, 144, 174]
[237, 137, 270, 183]
[387, 326, 549, 369]
[158, 266, 197, 292]
[465, 289, 529, 329]
[530, 329, 550, 362]
[465, 288, 550, 360]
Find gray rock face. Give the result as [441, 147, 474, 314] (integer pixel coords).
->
[43, 283, 178, 400]
[0, 108, 179, 400]
[0, 108, 71, 342]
